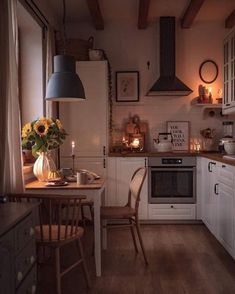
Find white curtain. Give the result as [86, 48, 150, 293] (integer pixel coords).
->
[0, 0, 24, 194]
[45, 26, 59, 167]
[46, 26, 57, 118]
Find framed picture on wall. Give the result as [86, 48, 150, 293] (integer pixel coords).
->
[116, 71, 139, 102]
[167, 121, 190, 151]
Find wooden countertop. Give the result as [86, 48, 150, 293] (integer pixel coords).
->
[25, 178, 105, 190]
[0, 202, 37, 236]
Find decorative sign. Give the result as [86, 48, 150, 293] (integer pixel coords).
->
[167, 121, 190, 151]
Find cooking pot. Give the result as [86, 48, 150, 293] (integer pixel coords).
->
[153, 132, 173, 152]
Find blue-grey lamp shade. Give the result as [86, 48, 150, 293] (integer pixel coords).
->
[45, 55, 85, 101]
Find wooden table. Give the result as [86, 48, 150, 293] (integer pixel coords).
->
[25, 179, 106, 277]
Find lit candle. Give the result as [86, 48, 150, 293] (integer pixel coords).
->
[209, 87, 212, 97]
[71, 141, 75, 156]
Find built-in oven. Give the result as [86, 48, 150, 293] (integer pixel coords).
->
[148, 157, 196, 204]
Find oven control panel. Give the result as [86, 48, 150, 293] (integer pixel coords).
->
[162, 158, 182, 164]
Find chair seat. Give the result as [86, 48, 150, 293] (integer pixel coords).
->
[35, 225, 84, 243]
[101, 206, 135, 219]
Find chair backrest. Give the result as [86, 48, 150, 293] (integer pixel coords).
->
[127, 167, 147, 213]
[38, 195, 83, 243]
[7, 193, 86, 243]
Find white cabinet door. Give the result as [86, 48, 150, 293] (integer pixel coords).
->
[107, 157, 148, 220]
[201, 158, 218, 235]
[59, 61, 108, 158]
[223, 29, 235, 114]
[217, 182, 234, 256]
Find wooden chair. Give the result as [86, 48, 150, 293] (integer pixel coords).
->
[7, 193, 90, 294]
[101, 167, 148, 264]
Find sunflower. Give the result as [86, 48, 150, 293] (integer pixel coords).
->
[33, 119, 49, 136]
[56, 119, 63, 130]
[40, 117, 53, 126]
[22, 123, 32, 138]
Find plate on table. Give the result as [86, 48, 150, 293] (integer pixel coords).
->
[45, 181, 68, 187]
[66, 175, 77, 182]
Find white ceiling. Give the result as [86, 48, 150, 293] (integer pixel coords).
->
[46, 0, 235, 25]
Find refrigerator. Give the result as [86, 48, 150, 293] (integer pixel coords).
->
[59, 60, 108, 178]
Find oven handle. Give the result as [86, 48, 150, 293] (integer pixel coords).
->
[150, 167, 195, 172]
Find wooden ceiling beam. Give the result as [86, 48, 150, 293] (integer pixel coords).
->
[138, 0, 150, 29]
[86, 0, 104, 30]
[225, 9, 235, 29]
[181, 0, 204, 29]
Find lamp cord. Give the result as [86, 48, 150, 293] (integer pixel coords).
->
[62, 0, 67, 54]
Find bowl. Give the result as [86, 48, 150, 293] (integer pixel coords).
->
[224, 141, 235, 155]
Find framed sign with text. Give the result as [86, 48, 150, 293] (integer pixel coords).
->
[167, 121, 190, 151]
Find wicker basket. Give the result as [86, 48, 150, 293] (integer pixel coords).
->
[56, 37, 94, 61]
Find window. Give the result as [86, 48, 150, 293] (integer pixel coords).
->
[17, 1, 46, 125]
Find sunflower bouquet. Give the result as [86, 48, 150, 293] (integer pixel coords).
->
[21, 117, 67, 157]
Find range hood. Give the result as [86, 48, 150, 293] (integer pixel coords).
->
[147, 17, 192, 96]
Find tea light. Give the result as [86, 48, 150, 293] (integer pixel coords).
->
[195, 142, 201, 152]
[71, 141, 75, 156]
[132, 138, 140, 148]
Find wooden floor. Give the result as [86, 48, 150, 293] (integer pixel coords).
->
[37, 224, 235, 294]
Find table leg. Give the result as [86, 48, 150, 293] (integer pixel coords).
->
[93, 190, 101, 277]
[102, 220, 107, 250]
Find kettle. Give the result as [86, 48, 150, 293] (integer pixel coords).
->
[153, 132, 173, 152]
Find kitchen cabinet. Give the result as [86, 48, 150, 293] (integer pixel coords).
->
[59, 61, 108, 177]
[217, 162, 234, 256]
[223, 28, 235, 114]
[0, 203, 37, 294]
[201, 158, 218, 235]
[200, 157, 235, 258]
[148, 203, 196, 220]
[107, 157, 148, 220]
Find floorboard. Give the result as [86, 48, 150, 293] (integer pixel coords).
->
[37, 224, 235, 294]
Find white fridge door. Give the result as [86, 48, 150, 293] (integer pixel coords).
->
[59, 61, 108, 158]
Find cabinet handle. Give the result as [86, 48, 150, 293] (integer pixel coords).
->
[28, 285, 36, 294]
[144, 158, 147, 167]
[226, 103, 230, 106]
[214, 183, 219, 195]
[17, 271, 23, 281]
[103, 158, 106, 168]
[30, 256, 35, 264]
[222, 164, 226, 168]
[208, 161, 216, 172]
[103, 146, 106, 156]
[29, 227, 34, 236]
[171, 205, 174, 208]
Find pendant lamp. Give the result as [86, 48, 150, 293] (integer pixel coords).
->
[45, 0, 85, 101]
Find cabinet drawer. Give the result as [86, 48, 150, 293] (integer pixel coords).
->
[148, 204, 196, 220]
[16, 265, 37, 294]
[15, 239, 36, 288]
[15, 214, 34, 253]
[218, 163, 234, 187]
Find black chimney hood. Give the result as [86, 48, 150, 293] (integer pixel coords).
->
[147, 17, 192, 96]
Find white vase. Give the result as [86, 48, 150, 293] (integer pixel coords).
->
[33, 152, 56, 182]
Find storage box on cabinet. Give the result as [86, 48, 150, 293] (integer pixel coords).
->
[148, 204, 196, 220]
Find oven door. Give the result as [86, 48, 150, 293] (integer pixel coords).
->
[148, 167, 196, 204]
